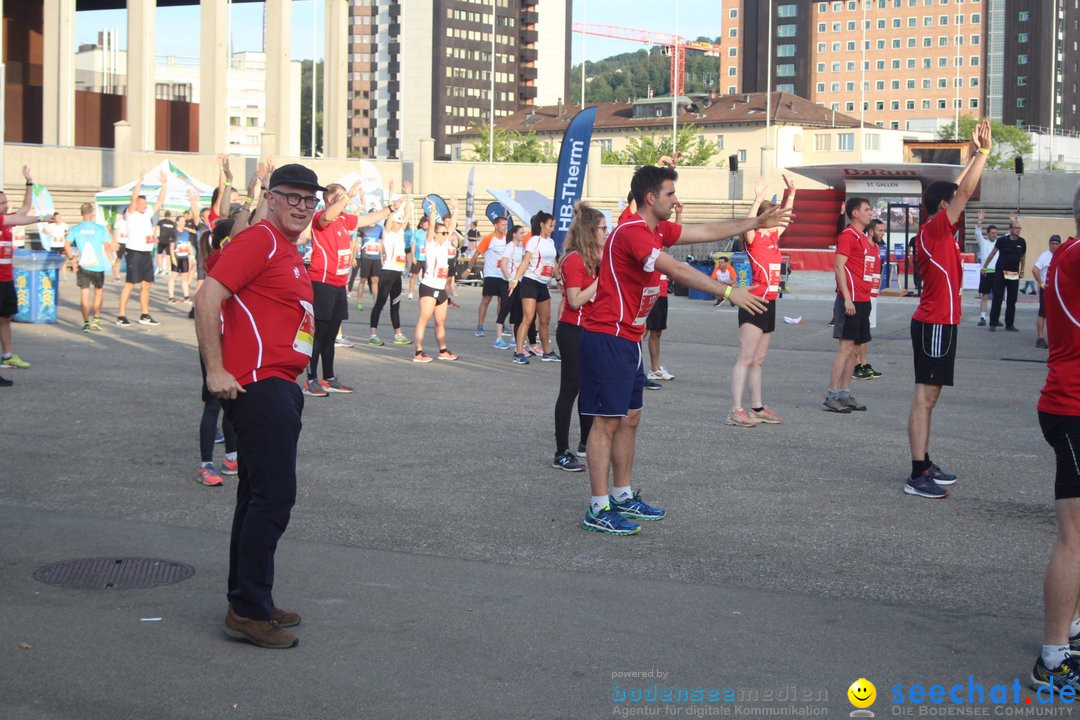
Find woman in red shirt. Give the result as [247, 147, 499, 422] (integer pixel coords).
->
[551, 203, 605, 471]
[727, 176, 795, 428]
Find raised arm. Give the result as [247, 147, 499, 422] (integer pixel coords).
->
[777, 175, 797, 238]
[744, 176, 767, 243]
[946, 118, 992, 226]
[130, 169, 146, 215]
[152, 170, 169, 215]
[676, 205, 792, 246]
[19, 166, 34, 214]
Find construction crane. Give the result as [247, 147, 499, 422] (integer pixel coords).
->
[571, 23, 722, 98]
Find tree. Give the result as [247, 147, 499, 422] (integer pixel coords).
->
[936, 116, 1033, 170]
[468, 124, 557, 163]
[605, 125, 720, 166]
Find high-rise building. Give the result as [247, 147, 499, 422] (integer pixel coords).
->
[348, 0, 570, 161]
[987, 0, 1078, 134]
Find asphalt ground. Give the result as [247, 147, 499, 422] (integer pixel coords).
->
[0, 268, 1063, 718]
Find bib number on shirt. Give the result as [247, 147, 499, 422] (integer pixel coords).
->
[1004, 270, 1020, 281]
[436, 266, 448, 280]
[540, 264, 554, 279]
[634, 286, 661, 326]
[337, 248, 352, 275]
[293, 300, 315, 357]
[768, 262, 782, 293]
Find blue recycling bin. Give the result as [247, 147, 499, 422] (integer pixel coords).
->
[12, 249, 65, 324]
[687, 261, 715, 300]
[730, 252, 752, 288]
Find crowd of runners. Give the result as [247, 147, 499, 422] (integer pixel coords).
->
[6, 121, 1080, 690]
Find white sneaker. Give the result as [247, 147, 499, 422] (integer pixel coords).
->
[654, 366, 675, 381]
[646, 369, 663, 381]
[407, 292, 414, 300]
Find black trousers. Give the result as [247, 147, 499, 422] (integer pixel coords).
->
[554, 321, 593, 453]
[224, 378, 303, 620]
[369, 269, 403, 331]
[200, 399, 236, 463]
[308, 282, 348, 381]
[989, 273, 1020, 328]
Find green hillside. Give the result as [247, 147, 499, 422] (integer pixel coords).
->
[569, 38, 724, 103]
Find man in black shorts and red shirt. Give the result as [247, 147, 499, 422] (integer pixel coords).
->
[904, 119, 993, 499]
[823, 197, 878, 413]
[1030, 185, 1080, 692]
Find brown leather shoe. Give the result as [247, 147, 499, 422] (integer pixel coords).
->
[271, 607, 301, 628]
[224, 606, 298, 649]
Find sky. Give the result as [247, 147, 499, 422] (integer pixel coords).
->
[75, 0, 725, 64]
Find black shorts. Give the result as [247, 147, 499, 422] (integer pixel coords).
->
[76, 269, 105, 289]
[124, 249, 154, 284]
[411, 261, 426, 275]
[517, 276, 550, 302]
[646, 296, 668, 332]
[157, 242, 171, 255]
[1040, 412, 1080, 500]
[174, 257, 190, 274]
[910, 318, 957, 387]
[831, 295, 871, 344]
[0, 281, 16, 318]
[978, 272, 994, 295]
[419, 283, 448, 305]
[1039, 287, 1046, 318]
[311, 281, 349, 322]
[483, 276, 509, 297]
[360, 256, 381, 279]
[738, 299, 777, 333]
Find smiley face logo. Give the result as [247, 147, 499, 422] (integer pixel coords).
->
[847, 678, 876, 709]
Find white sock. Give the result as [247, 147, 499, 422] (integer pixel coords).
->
[225, 452, 237, 462]
[1071, 618, 1080, 638]
[200, 461, 214, 470]
[590, 496, 609, 513]
[980, 312, 987, 320]
[612, 486, 633, 502]
[1043, 644, 1070, 669]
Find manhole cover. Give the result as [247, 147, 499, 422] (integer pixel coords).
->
[33, 557, 195, 589]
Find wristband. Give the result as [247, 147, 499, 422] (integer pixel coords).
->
[224, 182, 232, 187]
[723, 285, 733, 301]
[976, 148, 990, 155]
[25, 181, 33, 186]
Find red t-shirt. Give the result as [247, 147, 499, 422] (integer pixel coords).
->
[208, 208, 219, 226]
[835, 226, 879, 303]
[309, 211, 359, 287]
[912, 212, 963, 325]
[618, 205, 635, 226]
[208, 221, 315, 386]
[0, 224, 12, 283]
[1039, 236, 1080, 416]
[747, 229, 783, 301]
[584, 214, 681, 343]
[558, 250, 596, 327]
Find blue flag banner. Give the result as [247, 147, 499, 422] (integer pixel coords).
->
[422, 194, 450, 220]
[485, 202, 509, 224]
[551, 106, 598, 252]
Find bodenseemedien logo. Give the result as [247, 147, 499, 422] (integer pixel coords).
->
[848, 678, 877, 717]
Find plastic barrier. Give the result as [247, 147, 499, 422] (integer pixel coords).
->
[13, 249, 65, 324]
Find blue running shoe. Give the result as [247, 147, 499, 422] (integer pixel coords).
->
[493, 337, 511, 350]
[582, 506, 640, 535]
[214, 430, 225, 445]
[904, 471, 949, 499]
[541, 351, 561, 362]
[474, 325, 485, 337]
[513, 353, 529, 365]
[927, 463, 957, 486]
[1031, 656, 1080, 693]
[610, 491, 666, 520]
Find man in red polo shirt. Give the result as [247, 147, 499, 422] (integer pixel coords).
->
[903, 118, 993, 499]
[1031, 186, 1080, 692]
[194, 163, 323, 649]
[303, 180, 406, 397]
[579, 164, 788, 535]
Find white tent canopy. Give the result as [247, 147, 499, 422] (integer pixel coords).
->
[95, 159, 214, 220]
[333, 161, 388, 215]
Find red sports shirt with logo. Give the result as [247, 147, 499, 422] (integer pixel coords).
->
[835, 226, 880, 303]
[208, 221, 314, 386]
[1039, 236, 1080, 416]
[747, 229, 783, 301]
[912, 211, 963, 325]
[308, 210, 358, 287]
[584, 213, 681, 343]
[558, 250, 596, 327]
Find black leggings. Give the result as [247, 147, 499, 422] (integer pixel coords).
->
[370, 269, 403, 331]
[554, 321, 593, 453]
[200, 397, 237, 463]
[495, 288, 511, 326]
[990, 273, 1020, 328]
[308, 285, 347, 381]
